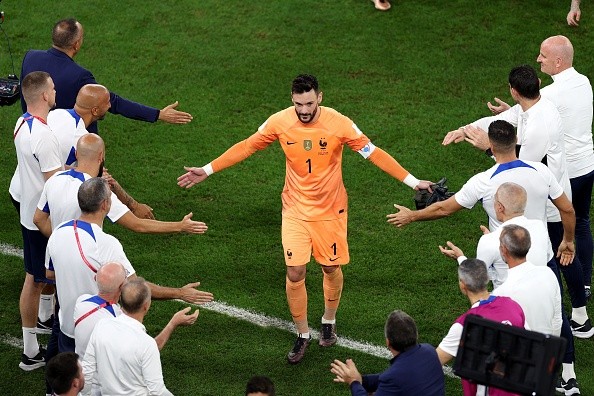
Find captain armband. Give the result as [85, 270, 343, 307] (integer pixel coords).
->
[357, 142, 377, 159]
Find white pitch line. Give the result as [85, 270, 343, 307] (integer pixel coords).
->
[1, 242, 457, 379]
[0, 243, 24, 258]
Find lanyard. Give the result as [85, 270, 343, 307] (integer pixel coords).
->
[13, 115, 47, 140]
[73, 220, 98, 273]
[74, 301, 114, 327]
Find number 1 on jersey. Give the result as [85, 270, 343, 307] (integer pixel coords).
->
[306, 158, 312, 173]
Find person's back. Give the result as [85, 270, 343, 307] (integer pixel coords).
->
[456, 159, 561, 230]
[21, 48, 90, 112]
[383, 343, 444, 395]
[541, 68, 593, 176]
[86, 314, 162, 395]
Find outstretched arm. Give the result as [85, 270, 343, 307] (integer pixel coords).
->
[116, 211, 208, 234]
[366, 146, 433, 190]
[387, 196, 464, 228]
[178, 132, 274, 189]
[154, 307, 199, 350]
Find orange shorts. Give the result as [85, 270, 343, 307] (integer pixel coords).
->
[281, 215, 349, 266]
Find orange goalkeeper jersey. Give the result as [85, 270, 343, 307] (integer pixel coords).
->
[211, 106, 408, 221]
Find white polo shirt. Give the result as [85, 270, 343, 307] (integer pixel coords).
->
[47, 108, 89, 166]
[475, 216, 553, 287]
[454, 159, 564, 231]
[74, 294, 122, 360]
[46, 220, 135, 338]
[471, 98, 571, 222]
[492, 261, 562, 336]
[10, 108, 86, 204]
[82, 314, 173, 396]
[37, 169, 129, 230]
[541, 67, 594, 179]
[12, 113, 63, 229]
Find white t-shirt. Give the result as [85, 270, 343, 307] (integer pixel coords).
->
[471, 98, 571, 222]
[454, 159, 564, 230]
[492, 261, 562, 336]
[37, 169, 130, 230]
[46, 220, 135, 338]
[541, 67, 594, 178]
[12, 113, 63, 229]
[475, 216, 553, 287]
[74, 294, 122, 360]
[47, 108, 89, 166]
[10, 108, 87, 204]
[82, 314, 173, 396]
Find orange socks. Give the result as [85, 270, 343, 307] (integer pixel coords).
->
[323, 267, 343, 311]
[286, 277, 308, 323]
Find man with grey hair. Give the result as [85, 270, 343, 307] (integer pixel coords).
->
[330, 310, 444, 395]
[46, 178, 212, 357]
[82, 278, 197, 395]
[439, 182, 554, 287]
[437, 258, 526, 396]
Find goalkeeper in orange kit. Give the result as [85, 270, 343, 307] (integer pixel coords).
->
[178, 74, 432, 364]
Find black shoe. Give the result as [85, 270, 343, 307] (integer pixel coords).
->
[19, 347, 46, 371]
[36, 315, 53, 335]
[556, 377, 581, 395]
[319, 323, 337, 347]
[287, 335, 311, 364]
[570, 318, 594, 339]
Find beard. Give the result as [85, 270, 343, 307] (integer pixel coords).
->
[296, 105, 319, 124]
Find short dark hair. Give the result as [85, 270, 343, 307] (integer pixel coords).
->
[500, 224, 531, 259]
[458, 259, 489, 293]
[245, 376, 275, 396]
[78, 177, 110, 214]
[52, 18, 81, 49]
[291, 74, 319, 95]
[46, 352, 80, 395]
[121, 277, 151, 314]
[21, 71, 51, 103]
[488, 120, 517, 153]
[508, 65, 540, 100]
[384, 310, 418, 352]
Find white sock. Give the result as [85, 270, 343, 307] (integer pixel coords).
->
[322, 317, 336, 325]
[562, 362, 576, 382]
[299, 332, 310, 339]
[571, 306, 588, 324]
[22, 327, 39, 357]
[38, 294, 54, 322]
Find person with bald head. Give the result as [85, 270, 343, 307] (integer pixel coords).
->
[487, 36, 594, 306]
[73, 262, 127, 360]
[82, 278, 199, 396]
[34, 133, 207, 236]
[20, 18, 192, 134]
[44, 83, 155, 220]
[439, 182, 554, 287]
[45, 177, 211, 357]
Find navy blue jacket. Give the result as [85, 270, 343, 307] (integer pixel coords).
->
[21, 48, 159, 133]
[350, 343, 445, 396]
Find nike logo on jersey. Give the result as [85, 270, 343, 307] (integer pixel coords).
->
[287, 141, 297, 145]
[329, 257, 340, 262]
